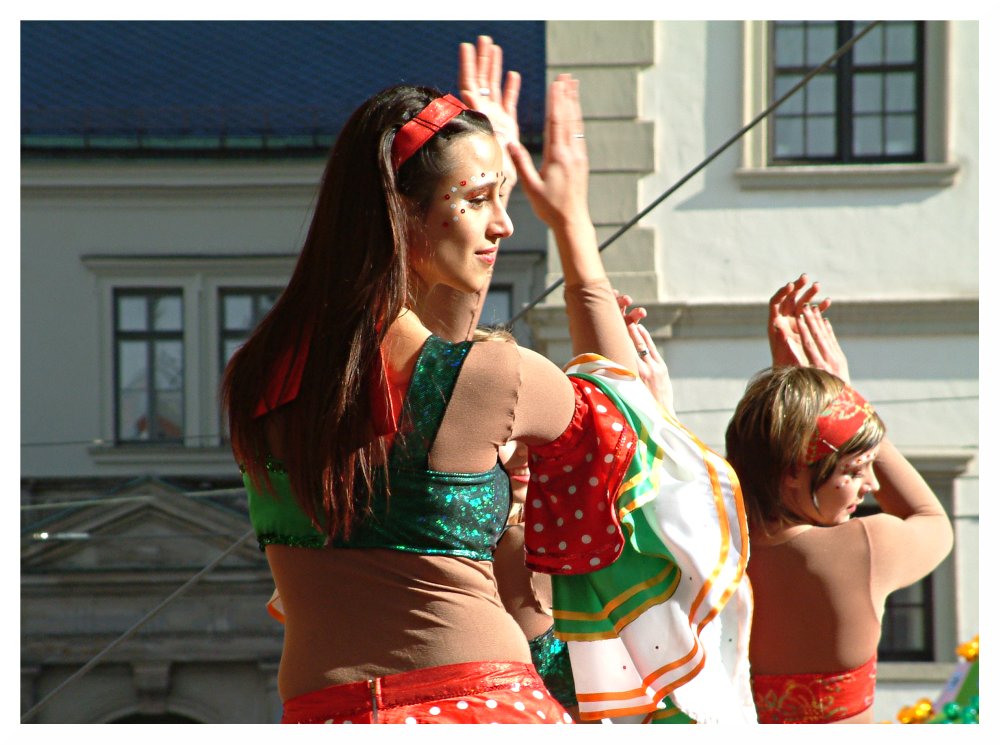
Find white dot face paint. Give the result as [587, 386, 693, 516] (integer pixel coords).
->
[810, 445, 881, 526]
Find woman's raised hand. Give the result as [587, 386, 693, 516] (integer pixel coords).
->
[616, 291, 674, 413]
[507, 74, 591, 233]
[458, 36, 521, 160]
[768, 274, 850, 384]
[768, 274, 829, 367]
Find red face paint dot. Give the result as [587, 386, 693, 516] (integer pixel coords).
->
[442, 222, 449, 228]
[481, 172, 486, 177]
[460, 209, 465, 213]
[444, 194, 450, 199]
[460, 180, 467, 186]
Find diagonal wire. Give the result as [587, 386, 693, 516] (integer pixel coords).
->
[20, 527, 257, 723]
[510, 20, 882, 324]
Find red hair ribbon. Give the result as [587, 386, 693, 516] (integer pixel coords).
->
[253, 328, 401, 438]
[391, 94, 469, 171]
[804, 385, 875, 464]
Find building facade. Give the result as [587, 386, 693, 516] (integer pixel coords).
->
[21, 20, 977, 723]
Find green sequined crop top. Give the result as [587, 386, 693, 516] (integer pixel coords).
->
[244, 335, 511, 561]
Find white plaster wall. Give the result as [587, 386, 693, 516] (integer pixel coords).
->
[639, 21, 978, 303]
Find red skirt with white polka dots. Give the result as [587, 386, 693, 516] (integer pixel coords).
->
[280, 660, 574, 724]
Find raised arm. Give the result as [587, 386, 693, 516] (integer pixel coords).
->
[773, 278, 953, 595]
[507, 75, 635, 372]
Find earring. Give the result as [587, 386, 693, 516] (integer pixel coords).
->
[811, 492, 821, 511]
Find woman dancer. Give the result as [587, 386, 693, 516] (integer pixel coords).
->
[223, 38, 639, 724]
[726, 276, 954, 723]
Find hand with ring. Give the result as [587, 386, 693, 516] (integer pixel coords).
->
[458, 35, 522, 167]
[615, 290, 674, 413]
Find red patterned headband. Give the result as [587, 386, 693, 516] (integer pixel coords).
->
[804, 385, 875, 465]
[391, 94, 470, 171]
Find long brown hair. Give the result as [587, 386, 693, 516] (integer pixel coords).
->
[724, 366, 885, 529]
[222, 85, 493, 540]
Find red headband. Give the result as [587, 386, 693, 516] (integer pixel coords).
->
[391, 94, 469, 171]
[804, 385, 875, 465]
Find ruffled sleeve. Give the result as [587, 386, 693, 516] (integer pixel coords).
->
[523, 376, 637, 575]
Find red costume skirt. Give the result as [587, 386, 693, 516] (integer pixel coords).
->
[280, 660, 574, 724]
[751, 655, 877, 723]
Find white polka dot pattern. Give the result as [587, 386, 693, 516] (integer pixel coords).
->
[521, 377, 633, 575]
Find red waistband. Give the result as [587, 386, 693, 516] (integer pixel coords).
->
[282, 660, 542, 722]
[751, 655, 877, 724]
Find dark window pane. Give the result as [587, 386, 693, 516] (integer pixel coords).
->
[223, 295, 254, 331]
[154, 341, 184, 390]
[774, 23, 805, 66]
[117, 296, 147, 331]
[853, 21, 884, 64]
[885, 72, 916, 112]
[775, 74, 806, 114]
[806, 116, 836, 156]
[153, 295, 183, 331]
[481, 287, 512, 326]
[119, 340, 147, 392]
[119, 390, 150, 440]
[774, 117, 804, 157]
[885, 115, 916, 155]
[854, 114, 883, 155]
[853, 74, 884, 114]
[886, 22, 916, 63]
[154, 392, 184, 439]
[807, 74, 836, 114]
[805, 23, 836, 65]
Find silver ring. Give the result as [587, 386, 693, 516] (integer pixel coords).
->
[638, 349, 649, 358]
[479, 87, 491, 95]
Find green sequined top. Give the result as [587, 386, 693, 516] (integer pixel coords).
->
[244, 335, 511, 561]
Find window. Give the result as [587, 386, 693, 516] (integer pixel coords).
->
[219, 288, 281, 373]
[771, 21, 924, 164]
[114, 289, 184, 443]
[480, 284, 513, 328]
[737, 21, 955, 188]
[855, 501, 938, 661]
[880, 578, 935, 662]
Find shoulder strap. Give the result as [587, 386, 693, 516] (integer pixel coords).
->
[391, 335, 472, 468]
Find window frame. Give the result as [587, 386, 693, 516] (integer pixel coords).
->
[769, 21, 926, 166]
[83, 254, 296, 468]
[737, 20, 957, 189]
[112, 287, 186, 444]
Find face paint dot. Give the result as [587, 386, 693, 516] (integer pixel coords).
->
[450, 204, 456, 209]
[444, 194, 450, 199]
[481, 172, 486, 177]
[460, 180, 467, 186]
[442, 222, 449, 228]
[451, 187, 458, 192]
[460, 209, 465, 213]
[453, 216, 459, 222]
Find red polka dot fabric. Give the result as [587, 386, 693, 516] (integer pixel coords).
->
[280, 661, 573, 724]
[524, 378, 635, 575]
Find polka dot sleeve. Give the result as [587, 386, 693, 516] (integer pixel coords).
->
[523, 378, 636, 575]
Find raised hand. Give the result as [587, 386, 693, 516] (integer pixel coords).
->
[458, 36, 521, 158]
[768, 274, 831, 368]
[616, 291, 674, 413]
[797, 303, 851, 385]
[507, 74, 590, 232]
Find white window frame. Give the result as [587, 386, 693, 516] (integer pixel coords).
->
[83, 254, 294, 468]
[737, 20, 959, 189]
